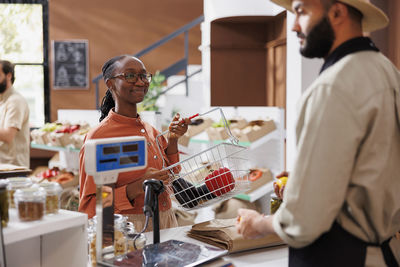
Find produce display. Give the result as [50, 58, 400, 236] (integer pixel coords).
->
[31, 121, 90, 149]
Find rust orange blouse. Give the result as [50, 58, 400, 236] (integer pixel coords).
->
[78, 109, 180, 218]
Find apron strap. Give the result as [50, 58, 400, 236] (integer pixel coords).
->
[381, 238, 399, 267]
[394, 88, 400, 132]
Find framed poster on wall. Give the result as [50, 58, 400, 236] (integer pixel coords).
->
[52, 40, 89, 89]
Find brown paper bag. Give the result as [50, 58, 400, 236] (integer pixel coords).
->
[187, 218, 285, 253]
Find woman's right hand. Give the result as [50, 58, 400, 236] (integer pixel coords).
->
[126, 167, 171, 202]
[142, 167, 170, 183]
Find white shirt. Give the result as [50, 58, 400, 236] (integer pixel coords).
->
[273, 51, 400, 263]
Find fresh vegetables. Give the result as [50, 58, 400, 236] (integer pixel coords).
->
[249, 169, 263, 181]
[205, 167, 235, 196]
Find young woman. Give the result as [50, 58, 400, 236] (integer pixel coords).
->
[79, 55, 189, 230]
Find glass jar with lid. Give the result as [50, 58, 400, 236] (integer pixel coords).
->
[114, 214, 127, 260]
[6, 177, 32, 208]
[270, 193, 282, 214]
[87, 217, 97, 267]
[38, 182, 62, 214]
[0, 180, 9, 227]
[14, 187, 46, 221]
[125, 224, 146, 252]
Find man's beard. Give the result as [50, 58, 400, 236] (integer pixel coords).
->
[0, 79, 7, 94]
[299, 16, 335, 58]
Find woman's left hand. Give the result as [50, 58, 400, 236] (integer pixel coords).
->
[168, 113, 189, 140]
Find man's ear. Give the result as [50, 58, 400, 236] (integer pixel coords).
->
[6, 72, 12, 83]
[328, 2, 348, 26]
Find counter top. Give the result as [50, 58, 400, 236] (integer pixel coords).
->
[144, 225, 288, 267]
[3, 209, 87, 244]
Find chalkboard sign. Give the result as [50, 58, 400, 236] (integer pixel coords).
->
[52, 40, 89, 89]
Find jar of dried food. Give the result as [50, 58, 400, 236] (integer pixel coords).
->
[270, 194, 282, 214]
[126, 231, 146, 252]
[114, 214, 127, 261]
[87, 217, 97, 267]
[0, 180, 9, 227]
[14, 187, 46, 221]
[38, 182, 62, 214]
[6, 177, 32, 208]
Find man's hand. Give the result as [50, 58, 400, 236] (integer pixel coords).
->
[274, 171, 289, 199]
[236, 208, 274, 239]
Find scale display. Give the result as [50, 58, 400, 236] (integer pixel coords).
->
[85, 136, 148, 182]
[96, 140, 145, 172]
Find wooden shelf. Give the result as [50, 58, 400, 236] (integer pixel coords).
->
[31, 143, 80, 153]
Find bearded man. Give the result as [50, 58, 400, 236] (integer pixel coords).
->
[236, 0, 400, 266]
[0, 60, 30, 168]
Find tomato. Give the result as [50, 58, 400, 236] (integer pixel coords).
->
[205, 167, 235, 196]
[249, 169, 263, 181]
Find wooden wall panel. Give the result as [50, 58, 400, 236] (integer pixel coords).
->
[388, 0, 400, 69]
[49, 0, 203, 121]
[211, 48, 266, 106]
[210, 13, 286, 107]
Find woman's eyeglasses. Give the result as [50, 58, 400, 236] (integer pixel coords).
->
[110, 72, 152, 83]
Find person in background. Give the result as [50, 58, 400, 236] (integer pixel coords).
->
[236, 0, 400, 266]
[79, 55, 189, 231]
[0, 60, 30, 168]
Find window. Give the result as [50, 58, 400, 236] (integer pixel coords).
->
[0, 0, 49, 126]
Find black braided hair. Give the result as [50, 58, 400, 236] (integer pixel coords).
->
[99, 54, 131, 122]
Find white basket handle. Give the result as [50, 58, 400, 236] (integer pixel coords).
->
[155, 107, 239, 169]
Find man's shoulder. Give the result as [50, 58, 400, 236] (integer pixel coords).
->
[7, 89, 28, 104]
[325, 51, 397, 81]
[314, 51, 398, 89]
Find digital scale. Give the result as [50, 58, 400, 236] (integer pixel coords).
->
[85, 136, 148, 184]
[84, 136, 226, 266]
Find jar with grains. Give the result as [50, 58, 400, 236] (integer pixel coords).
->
[6, 177, 32, 209]
[270, 193, 282, 215]
[0, 180, 9, 227]
[114, 214, 127, 261]
[123, 221, 146, 252]
[14, 187, 46, 221]
[87, 218, 97, 267]
[38, 182, 62, 214]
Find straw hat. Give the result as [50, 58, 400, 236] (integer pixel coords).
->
[270, 0, 389, 32]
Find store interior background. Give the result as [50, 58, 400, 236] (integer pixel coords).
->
[20, 0, 400, 194]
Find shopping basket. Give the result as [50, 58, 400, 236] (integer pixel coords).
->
[156, 107, 250, 210]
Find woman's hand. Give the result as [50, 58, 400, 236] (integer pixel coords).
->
[236, 209, 274, 239]
[102, 186, 113, 208]
[126, 167, 171, 202]
[142, 167, 170, 183]
[168, 113, 189, 140]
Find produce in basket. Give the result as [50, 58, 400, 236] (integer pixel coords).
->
[172, 178, 216, 209]
[205, 167, 235, 196]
